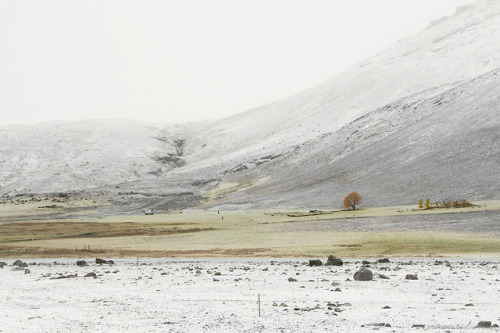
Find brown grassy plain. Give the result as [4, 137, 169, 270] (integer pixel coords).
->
[1, 200, 499, 258]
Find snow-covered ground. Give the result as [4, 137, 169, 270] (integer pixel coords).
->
[1, 257, 499, 332]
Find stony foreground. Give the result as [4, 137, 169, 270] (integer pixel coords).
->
[1, 257, 499, 332]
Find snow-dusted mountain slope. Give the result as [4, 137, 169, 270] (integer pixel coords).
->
[175, 0, 500, 169]
[207, 68, 500, 209]
[1, 0, 499, 211]
[0, 120, 185, 193]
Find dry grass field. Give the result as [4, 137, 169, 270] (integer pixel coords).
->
[1, 200, 499, 258]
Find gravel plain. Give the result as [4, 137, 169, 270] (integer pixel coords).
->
[1, 257, 499, 332]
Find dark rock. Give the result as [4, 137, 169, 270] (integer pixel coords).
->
[476, 321, 492, 328]
[13, 260, 28, 267]
[309, 259, 323, 267]
[325, 256, 343, 266]
[0, 261, 7, 268]
[366, 323, 391, 327]
[406, 274, 418, 280]
[383, 305, 391, 309]
[288, 277, 298, 282]
[24, 269, 31, 274]
[84, 272, 97, 278]
[412, 324, 425, 328]
[50, 274, 78, 279]
[76, 260, 88, 267]
[95, 258, 114, 265]
[362, 260, 371, 265]
[353, 268, 373, 281]
[377, 258, 390, 264]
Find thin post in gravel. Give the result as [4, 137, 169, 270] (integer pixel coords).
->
[258, 294, 261, 317]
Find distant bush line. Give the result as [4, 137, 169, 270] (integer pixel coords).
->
[418, 199, 473, 209]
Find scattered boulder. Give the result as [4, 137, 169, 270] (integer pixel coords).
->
[95, 258, 114, 265]
[13, 260, 28, 267]
[406, 274, 418, 280]
[309, 259, 323, 267]
[353, 268, 373, 281]
[362, 260, 371, 265]
[84, 272, 97, 278]
[325, 256, 343, 266]
[378, 274, 390, 280]
[12, 267, 25, 271]
[24, 269, 31, 274]
[0, 261, 7, 268]
[288, 277, 298, 282]
[412, 324, 425, 328]
[476, 321, 492, 328]
[76, 260, 88, 267]
[377, 258, 390, 264]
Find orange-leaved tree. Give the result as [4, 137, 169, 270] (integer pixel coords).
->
[343, 192, 362, 210]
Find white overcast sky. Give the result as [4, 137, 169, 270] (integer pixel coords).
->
[0, 0, 475, 126]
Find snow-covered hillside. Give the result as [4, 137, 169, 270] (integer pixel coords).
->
[0, 120, 184, 193]
[1, 0, 499, 211]
[177, 0, 500, 168]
